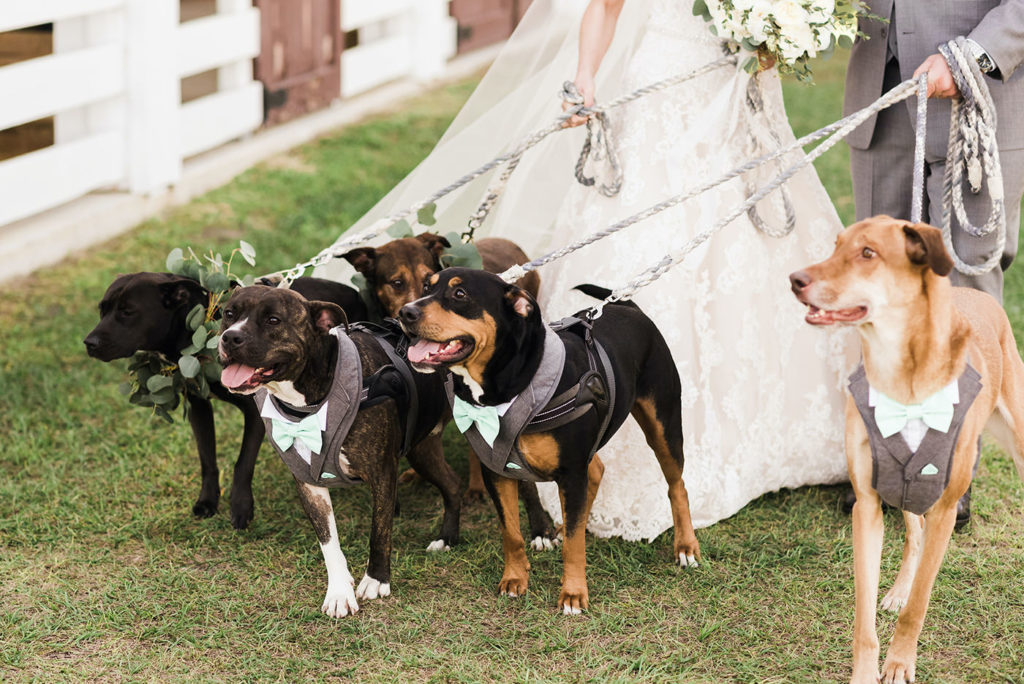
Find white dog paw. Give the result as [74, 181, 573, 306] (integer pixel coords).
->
[530, 535, 559, 551]
[677, 552, 699, 568]
[321, 579, 359, 618]
[355, 574, 392, 601]
[880, 587, 908, 613]
[561, 604, 583, 616]
[425, 539, 450, 553]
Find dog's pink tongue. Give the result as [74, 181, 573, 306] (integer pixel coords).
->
[408, 339, 444, 364]
[221, 363, 257, 389]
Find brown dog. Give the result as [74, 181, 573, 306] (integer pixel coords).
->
[790, 216, 1024, 683]
[344, 233, 557, 549]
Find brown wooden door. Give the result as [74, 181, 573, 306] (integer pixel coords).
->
[255, 0, 341, 126]
[450, 0, 522, 54]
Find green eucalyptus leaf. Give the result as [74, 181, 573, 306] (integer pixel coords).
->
[154, 406, 174, 424]
[129, 392, 153, 407]
[146, 375, 173, 393]
[416, 203, 438, 226]
[118, 381, 132, 396]
[192, 327, 208, 349]
[203, 358, 222, 382]
[206, 334, 220, 349]
[186, 304, 206, 331]
[239, 240, 257, 266]
[204, 272, 230, 294]
[179, 355, 201, 379]
[386, 220, 414, 238]
[692, 0, 708, 17]
[180, 261, 201, 282]
[166, 248, 185, 273]
[242, 274, 255, 287]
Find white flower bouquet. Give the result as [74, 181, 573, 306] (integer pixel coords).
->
[692, 0, 871, 81]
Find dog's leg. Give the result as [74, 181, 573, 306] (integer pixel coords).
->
[482, 471, 530, 598]
[405, 432, 461, 552]
[881, 501, 958, 684]
[294, 480, 359, 618]
[557, 455, 604, 615]
[632, 396, 700, 567]
[881, 512, 924, 613]
[227, 393, 262, 529]
[465, 452, 487, 502]
[357, 451, 398, 603]
[989, 327, 1024, 480]
[851, 492, 885, 683]
[522, 482, 558, 551]
[185, 393, 220, 519]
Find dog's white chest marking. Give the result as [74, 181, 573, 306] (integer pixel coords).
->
[452, 366, 485, 402]
[266, 380, 309, 407]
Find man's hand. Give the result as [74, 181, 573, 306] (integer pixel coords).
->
[913, 54, 961, 99]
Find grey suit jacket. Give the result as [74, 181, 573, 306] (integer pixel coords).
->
[844, 0, 1024, 155]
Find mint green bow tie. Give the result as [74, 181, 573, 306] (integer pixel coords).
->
[874, 391, 955, 438]
[271, 414, 323, 454]
[453, 396, 501, 447]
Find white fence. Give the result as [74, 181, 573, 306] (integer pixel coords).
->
[0, 0, 261, 227]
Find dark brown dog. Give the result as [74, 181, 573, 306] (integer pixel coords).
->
[790, 216, 1024, 683]
[84, 272, 365, 529]
[344, 233, 556, 549]
[218, 285, 460, 617]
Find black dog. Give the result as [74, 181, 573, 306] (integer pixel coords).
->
[399, 269, 701, 614]
[84, 272, 366, 529]
[217, 285, 460, 617]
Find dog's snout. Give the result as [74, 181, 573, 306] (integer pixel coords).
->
[789, 270, 812, 293]
[221, 329, 245, 348]
[83, 334, 100, 356]
[398, 303, 421, 326]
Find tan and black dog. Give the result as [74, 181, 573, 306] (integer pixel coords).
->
[84, 272, 365, 529]
[790, 216, 1024, 683]
[217, 285, 460, 617]
[398, 268, 701, 614]
[344, 233, 556, 549]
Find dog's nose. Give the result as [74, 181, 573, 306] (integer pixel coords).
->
[398, 303, 421, 325]
[789, 270, 812, 293]
[83, 335, 100, 356]
[221, 330, 245, 348]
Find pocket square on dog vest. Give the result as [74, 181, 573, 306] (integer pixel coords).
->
[848, 362, 982, 515]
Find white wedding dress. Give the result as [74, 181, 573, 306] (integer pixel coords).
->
[319, 0, 855, 538]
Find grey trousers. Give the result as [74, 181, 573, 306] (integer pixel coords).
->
[850, 59, 1024, 301]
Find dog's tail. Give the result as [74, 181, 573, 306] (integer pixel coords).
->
[573, 284, 639, 309]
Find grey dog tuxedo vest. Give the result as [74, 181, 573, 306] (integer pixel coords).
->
[256, 327, 364, 487]
[848, 362, 982, 514]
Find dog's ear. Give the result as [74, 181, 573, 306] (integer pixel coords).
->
[416, 232, 451, 265]
[504, 284, 536, 318]
[342, 247, 377, 276]
[159, 277, 207, 310]
[307, 301, 347, 333]
[903, 223, 953, 277]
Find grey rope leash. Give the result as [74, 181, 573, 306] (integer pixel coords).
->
[502, 77, 926, 284]
[911, 71, 928, 223]
[265, 54, 738, 285]
[540, 77, 927, 317]
[565, 81, 623, 198]
[937, 37, 1005, 276]
[744, 76, 797, 238]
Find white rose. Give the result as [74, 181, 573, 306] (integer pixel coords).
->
[814, 27, 833, 51]
[746, 1, 773, 43]
[779, 38, 806, 62]
[733, 0, 756, 11]
[772, 0, 809, 28]
[785, 21, 817, 59]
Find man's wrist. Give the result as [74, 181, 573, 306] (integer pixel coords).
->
[964, 38, 998, 75]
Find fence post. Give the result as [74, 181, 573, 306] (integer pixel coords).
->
[124, 0, 180, 193]
[410, 0, 455, 81]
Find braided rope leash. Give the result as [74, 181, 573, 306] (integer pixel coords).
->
[501, 76, 928, 285]
[937, 37, 1005, 276]
[536, 77, 927, 317]
[266, 54, 738, 286]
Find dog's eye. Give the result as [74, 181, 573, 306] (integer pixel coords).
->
[390, 279, 404, 289]
[861, 247, 876, 259]
[452, 287, 467, 300]
[267, 316, 281, 325]
[224, 310, 235, 320]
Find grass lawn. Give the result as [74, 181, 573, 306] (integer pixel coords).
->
[2, 56, 1023, 683]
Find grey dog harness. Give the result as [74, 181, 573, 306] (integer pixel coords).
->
[257, 323, 418, 488]
[448, 317, 615, 482]
[848, 362, 982, 514]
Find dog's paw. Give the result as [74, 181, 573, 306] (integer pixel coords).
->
[880, 657, 915, 684]
[192, 498, 218, 519]
[498, 575, 528, 599]
[398, 467, 420, 485]
[425, 539, 451, 553]
[557, 583, 589, 616]
[530, 535, 560, 551]
[321, 579, 359, 618]
[355, 574, 392, 601]
[880, 585, 909, 613]
[676, 552, 699, 568]
[229, 495, 254, 530]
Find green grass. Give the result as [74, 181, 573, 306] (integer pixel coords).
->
[2, 61, 1024, 682]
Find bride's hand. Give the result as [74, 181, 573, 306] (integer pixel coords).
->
[562, 74, 595, 128]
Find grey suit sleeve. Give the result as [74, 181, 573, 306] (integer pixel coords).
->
[969, 0, 1024, 81]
